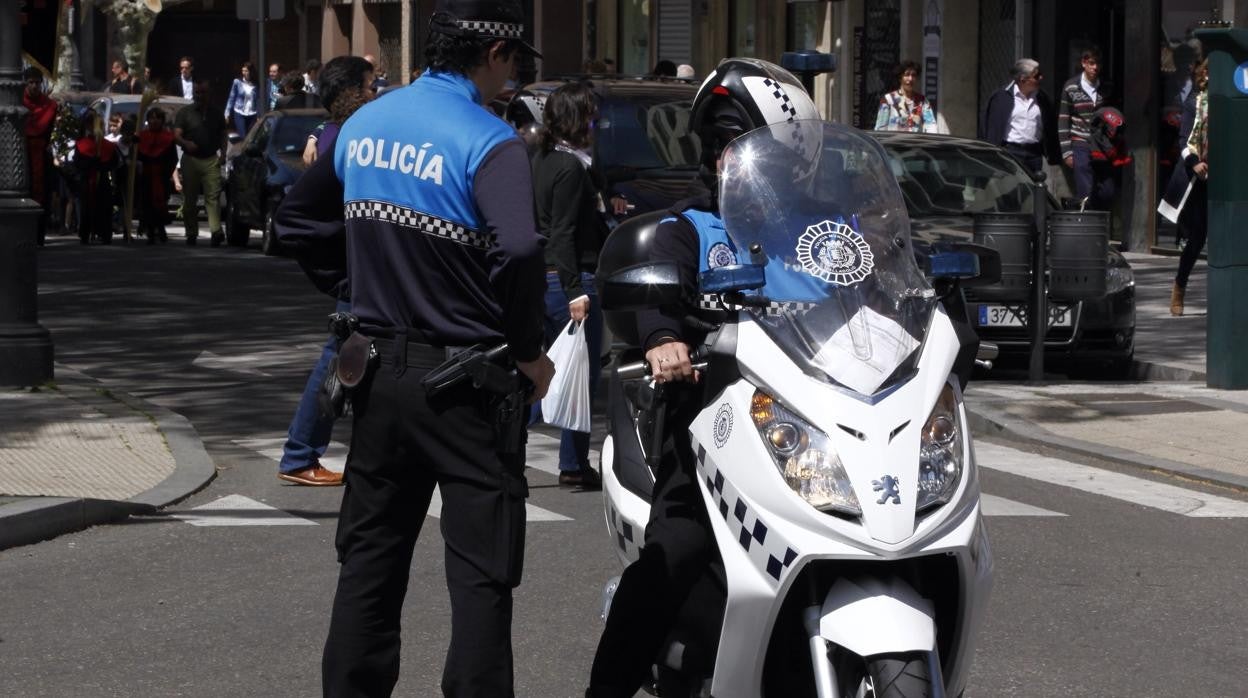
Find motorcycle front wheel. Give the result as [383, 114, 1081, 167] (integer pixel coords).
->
[864, 653, 932, 698]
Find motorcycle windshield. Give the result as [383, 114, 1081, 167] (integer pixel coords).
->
[718, 121, 936, 395]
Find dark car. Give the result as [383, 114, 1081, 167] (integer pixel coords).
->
[223, 108, 327, 253]
[870, 131, 1136, 375]
[508, 76, 702, 219]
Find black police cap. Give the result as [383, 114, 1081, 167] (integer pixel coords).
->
[430, 0, 542, 59]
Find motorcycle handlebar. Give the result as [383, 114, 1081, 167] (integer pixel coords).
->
[616, 346, 710, 381]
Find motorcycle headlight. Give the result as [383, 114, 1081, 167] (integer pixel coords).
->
[1105, 257, 1135, 294]
[750, 390, 861, 516]
[917, 384, 964, 512]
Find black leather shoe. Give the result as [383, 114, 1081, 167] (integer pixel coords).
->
[210, 230, 224, 247]
[559, 467, 602, 490]
[186, 235, 197, 246]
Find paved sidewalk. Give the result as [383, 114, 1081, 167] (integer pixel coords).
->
[0, 365, 215, 549]
[966, 251, 1248, 492]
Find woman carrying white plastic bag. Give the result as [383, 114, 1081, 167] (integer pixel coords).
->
[531, 82, 612, 489]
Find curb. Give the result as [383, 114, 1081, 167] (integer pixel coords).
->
[1129, 358, 1206, 382]
[966, 403, 1248, 493]
[0, 365, 217, 551]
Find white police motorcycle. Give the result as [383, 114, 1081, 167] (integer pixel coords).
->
[596, 121, 996, 698]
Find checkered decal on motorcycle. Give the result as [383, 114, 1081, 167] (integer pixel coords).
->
[345, 200, 492, 250]
[694, 442, 799, 585]
[605, 497, 639, 559]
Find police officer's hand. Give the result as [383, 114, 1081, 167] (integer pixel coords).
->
[1194, 161, 1209, 180]
[569, 296, 590, 323]
[1063, 155, 1074, 169]
[518, 354, 556, 404]
[646, 339, 698, 384]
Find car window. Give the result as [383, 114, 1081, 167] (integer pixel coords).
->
[882, 142, 1036, 216]
[271, 114, 324, 154]
[596, 95, 700, 172]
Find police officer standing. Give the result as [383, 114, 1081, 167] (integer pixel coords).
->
[274, 1, 553, 695]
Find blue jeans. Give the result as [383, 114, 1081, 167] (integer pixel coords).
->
[279, 299, 350, 473]
[232, 111, 256, 138]
[541, 271, 603, 472]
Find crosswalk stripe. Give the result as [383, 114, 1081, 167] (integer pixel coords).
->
[980, 493, 1066, 517]
[170, 494, 318, 526]
[232, 436, 573, 522]
[976, 442, 1248, 518]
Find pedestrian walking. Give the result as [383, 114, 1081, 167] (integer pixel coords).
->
[225, 61, 260, 137]
[1059, 46, 1115, 210]
[1162, 58, 1210, 316]
[73, 113, 120, 245]
[106, 57, 143, 94]
[275, 71, 323, 110]
[267, 63, 282, 109]
[22, 67, 57, 244]
[173, 81, 228, 247]
[874, 60, 937, 132]
[274, 1, 554, 695]
[980, 58, 1060, 175]
[136, 108, 177, 244]
[277, 55, 376, 487]
[170, 56, 195, 99]
[303, 58, 322, 95]
[531, 81, 609, 489]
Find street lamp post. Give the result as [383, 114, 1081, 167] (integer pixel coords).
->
[0, 0, 55, 386]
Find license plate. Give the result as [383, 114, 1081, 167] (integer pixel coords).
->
[977, 304, 1072, 327]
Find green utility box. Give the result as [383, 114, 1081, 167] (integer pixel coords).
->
[1194, 27, 1248, 389]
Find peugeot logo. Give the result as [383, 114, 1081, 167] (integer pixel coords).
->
[872, 475, 901, 505]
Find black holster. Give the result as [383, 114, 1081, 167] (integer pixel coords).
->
[318, 312, 375, 420]
[421, 343, 532, 455]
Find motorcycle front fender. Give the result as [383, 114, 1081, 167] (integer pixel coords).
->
[818, 576, 936, 657]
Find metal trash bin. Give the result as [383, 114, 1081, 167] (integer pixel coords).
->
[971, 213, 1033, 301]
[1047, 210, 1109, 300]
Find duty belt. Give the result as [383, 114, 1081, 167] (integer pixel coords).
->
[371, 336, 475, 368]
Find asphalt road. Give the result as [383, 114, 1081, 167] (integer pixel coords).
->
[1, 233, 1245, 697]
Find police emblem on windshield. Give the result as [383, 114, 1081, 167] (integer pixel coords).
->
[795, 220, 875, 286]
[707, 242, 737, 269]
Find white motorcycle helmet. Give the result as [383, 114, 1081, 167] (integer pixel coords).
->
[690, 57, 821, 171]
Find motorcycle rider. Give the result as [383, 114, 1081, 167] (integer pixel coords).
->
[587, 57, 821, 698]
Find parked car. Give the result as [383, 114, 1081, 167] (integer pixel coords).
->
[870, 131, 1136, 375]
[223, 108, 327, 253]
[505, 76, 702, 219]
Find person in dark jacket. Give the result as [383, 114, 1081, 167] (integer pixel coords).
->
[275, 71, 324, 110]
[1059, 46, 1115, 209]
[136, 108, 177, 244]
[73, 114, 120, 245]
[530, 81, 610, 488]
[275, 1, 554, 694]
[980, 58, 1059, 174]
[1162, 58, 1210, 316]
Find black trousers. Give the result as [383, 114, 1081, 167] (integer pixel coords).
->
[1175, 177, 1209, 288]
[1004, 142, 1044, 176]
[589, 395, 713, 697]
[322, 349, 528, 698]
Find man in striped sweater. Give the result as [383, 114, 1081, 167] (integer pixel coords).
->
[1059, 46, 1115, 209]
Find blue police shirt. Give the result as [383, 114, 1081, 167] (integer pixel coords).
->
[330, 70, 545, 360]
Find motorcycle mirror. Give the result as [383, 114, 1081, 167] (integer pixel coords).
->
[699, 264, 766, 294]
[599, 261, 690, 311]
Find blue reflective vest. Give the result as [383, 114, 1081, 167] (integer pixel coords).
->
[670, 207, 834, 303]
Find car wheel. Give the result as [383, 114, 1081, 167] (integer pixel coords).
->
[226, 198, 249, 246]
[261, 211, 281, 256]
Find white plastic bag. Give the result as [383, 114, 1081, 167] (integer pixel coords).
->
[541, 319, 592, 433]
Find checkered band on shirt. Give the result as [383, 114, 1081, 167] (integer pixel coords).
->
[345, 200, 492, 250]
[457, 20, 523, 39]
[762, 78, 798, 122]
[700, 294, 817, 318]
[694, 442, 799, 585]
